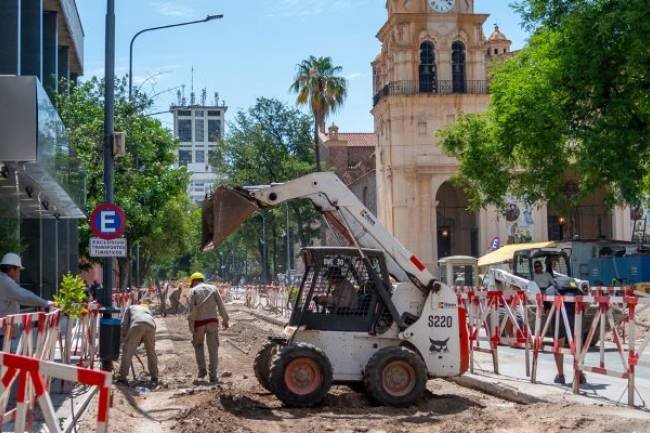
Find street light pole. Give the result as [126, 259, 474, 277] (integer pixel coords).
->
[128, 14, 223, 99]
[103, 0, 115, 307]
[100, 0, 116, 372]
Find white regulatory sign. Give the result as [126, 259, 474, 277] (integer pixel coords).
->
[90, 237, 127, 258]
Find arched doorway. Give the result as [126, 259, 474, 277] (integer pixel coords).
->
[436, 182, 478, 259]
[548, 187, 613, 241]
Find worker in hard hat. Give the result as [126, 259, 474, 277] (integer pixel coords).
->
[187, 272, 229, 383]
[116, 303, 158, 385]
[168, 280, 182, 314]
[0, 253, 53, 318]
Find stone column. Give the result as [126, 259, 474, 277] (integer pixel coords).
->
[612, 206, 632, 241]
[534, 204, 549, 241]
[20, 0, 43, 79]
[0, 0, 21, 75]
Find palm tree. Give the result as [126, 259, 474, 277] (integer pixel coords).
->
[290, 56, 347, 171]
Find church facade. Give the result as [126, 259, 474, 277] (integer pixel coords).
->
[371, 0, 634, 270]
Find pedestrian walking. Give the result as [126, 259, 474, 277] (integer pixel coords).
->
[187, 272, 229, 383]
[169, 281, 182, 314]
[117, 304, 158, 385]
[0, 253, 53, 318]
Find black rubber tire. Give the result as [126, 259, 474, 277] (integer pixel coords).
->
[269, 343, 333, 408]
[363, 346, 427, 407]
[254, 341, 278, 392]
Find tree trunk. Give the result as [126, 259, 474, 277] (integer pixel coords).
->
[117, 257, 129, 290]
[314, 117, 321, 172]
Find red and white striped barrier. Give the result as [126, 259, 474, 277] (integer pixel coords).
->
[68, 303, 101, 369]
[531, 293, 578, 383]
[235, 285, 293, 319]
[0, 352, 111, 433]
[0, 310, 61, 361]
[459, 284, 650, 407]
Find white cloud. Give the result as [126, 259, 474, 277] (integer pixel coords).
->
[150, 1, 194, 18]
[267, 0, 372, 17]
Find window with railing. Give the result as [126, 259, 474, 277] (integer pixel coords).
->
[452, 41, 467, 94]
[419, 41, 437, 93]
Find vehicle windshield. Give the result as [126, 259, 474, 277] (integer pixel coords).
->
[452, 265, 474, 287]
[533, 253, 570, 277]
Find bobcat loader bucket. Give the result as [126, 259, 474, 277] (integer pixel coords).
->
[202, 187, 259, 251]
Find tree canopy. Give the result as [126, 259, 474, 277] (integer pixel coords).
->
[56, 77, 196, 287]
[290, 56, 347, 171]
[439, 0, 650, 211]
[204, 97, 320, 283]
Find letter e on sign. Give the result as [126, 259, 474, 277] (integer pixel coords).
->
[90, 203, 126, 240]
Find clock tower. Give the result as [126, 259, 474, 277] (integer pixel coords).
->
[372, 0, 514, 269]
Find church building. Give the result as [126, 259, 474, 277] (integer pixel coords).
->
[369, 0, 634, 270]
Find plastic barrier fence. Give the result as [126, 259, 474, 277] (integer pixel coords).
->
[0, 352, 111, 433]
[459, 285, 649, 407]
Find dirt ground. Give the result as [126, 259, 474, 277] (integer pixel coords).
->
[78, 306, 649, 433]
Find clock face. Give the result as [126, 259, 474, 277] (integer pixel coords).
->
[428, 0, 455, 13]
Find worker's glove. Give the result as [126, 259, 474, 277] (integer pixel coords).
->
[222, 321, 229, 330]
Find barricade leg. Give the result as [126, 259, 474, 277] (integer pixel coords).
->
[572, 299, 583, 394]
[523, 297, 531, 377]
[628, 298, 637, 406]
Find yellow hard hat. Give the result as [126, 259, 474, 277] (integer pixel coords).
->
[190, 272, 205, 283]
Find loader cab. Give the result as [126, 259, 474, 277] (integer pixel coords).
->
[438, 256, 478, 287]
[288, 247, 393, 333]
[513, 248, 571, 280]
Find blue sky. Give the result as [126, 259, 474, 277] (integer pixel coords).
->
[77, 0, 530, 132]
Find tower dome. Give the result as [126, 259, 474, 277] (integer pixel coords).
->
[487, 24, 512, 56]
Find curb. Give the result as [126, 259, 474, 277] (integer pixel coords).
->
[447, 375, 546, 405]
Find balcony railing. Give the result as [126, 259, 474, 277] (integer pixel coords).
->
[373, 80, 489, 106]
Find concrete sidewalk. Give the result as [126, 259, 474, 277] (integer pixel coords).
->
[470, 344, 650, 412]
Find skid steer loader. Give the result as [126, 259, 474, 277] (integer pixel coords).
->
[202, 173, 469, 407]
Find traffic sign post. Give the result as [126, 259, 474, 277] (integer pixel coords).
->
[90, 238, 127, 258]
[90, 203, 126, 240]
[90, 202, 125, 372]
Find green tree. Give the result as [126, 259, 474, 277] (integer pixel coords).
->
[439, 0, 650, 211]
[208, 97, 320, 283]
[290, 56, 348, 171]
[56, 77, 196, 288]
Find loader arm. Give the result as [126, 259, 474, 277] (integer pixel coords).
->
[203, 172, 435, 290]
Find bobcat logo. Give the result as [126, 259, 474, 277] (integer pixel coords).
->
[429, 337, 450, 353]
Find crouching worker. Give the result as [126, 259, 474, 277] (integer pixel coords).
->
[117, 304, 159, 385]
[188, 272, 229, 383]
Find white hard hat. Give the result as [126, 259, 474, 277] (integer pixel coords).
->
[0, 253, 24, 270]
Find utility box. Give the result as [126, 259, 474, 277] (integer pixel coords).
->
[99, 307, 122, 362]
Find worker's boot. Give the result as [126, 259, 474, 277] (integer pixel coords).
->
[553, 374, 565, 385]
[209, 375, 219, 384]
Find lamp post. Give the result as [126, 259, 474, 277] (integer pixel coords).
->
[100, 0, 116, 372]
[128, 14, 223, 99]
